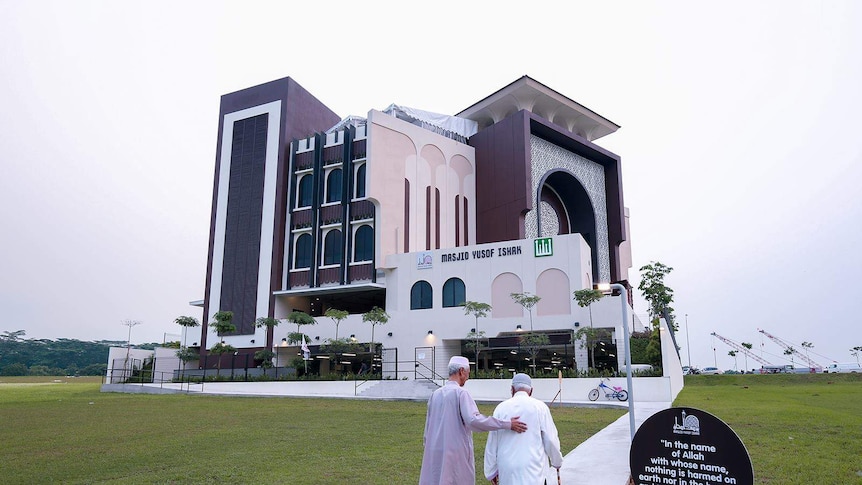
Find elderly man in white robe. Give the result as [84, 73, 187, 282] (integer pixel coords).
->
[484, 373, 563, 485]
[419, 356, 528, 485]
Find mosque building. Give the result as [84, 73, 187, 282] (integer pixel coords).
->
[189, 75, 642, 379]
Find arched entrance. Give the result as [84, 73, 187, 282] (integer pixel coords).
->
[538, 170, 599, 282]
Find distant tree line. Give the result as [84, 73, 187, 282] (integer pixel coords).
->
[0, 330, 157, 376]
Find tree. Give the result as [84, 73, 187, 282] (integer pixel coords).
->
[728, 350, 738, 370]
[852, 346, 862, 365]
[175, 348, 200, 376]
[638, 262, 676, 330]
[286, 332, 307, 345]
[209, 311, 236, 337]
[362, 306, 390, 354]
[0, 362, 27, 376]
[520, 333, 550, 372]
[462, 301, 491, 371]
[510, 292, 541, 331]
[574, 326, 610, 372]
[464, 329, 487, 372]
[255, 317, 280, 348]
[784, 347, 795, 367]
[254, 350, 275, 375]
[638, 262, 676, 372]
[208, 312, 236, 377]
[209, 342, 236, 378]
[741, 342, 753, 371]
[174, 316, 200, 349]
[573, 289, 604, 370]
[285, 311, 316, 343]
[573, 289, 603, 327]
[320, 337, 365, 374]
[324, 308, 349, 341]
[1, 330, 26, 342]
[801, 341, 813, 364]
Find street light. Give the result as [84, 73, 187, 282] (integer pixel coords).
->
[685, 314, 691, 368]
[596, 283, 636, 440]
[122, 319, 142, 380]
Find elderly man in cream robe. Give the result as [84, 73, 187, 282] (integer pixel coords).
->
[419, 356, 528, 485]
[484, 373, 563, 485]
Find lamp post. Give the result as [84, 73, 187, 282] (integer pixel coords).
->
[122, 319, 142, 379]
[685, 313, 691, 368]
[597, 283, 636, 440]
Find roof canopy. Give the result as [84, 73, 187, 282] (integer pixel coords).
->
[457, 76, 620, 142]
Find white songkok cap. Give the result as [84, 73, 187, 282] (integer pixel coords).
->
[512, 373, 532, 388]
[449, 356, 470, 369]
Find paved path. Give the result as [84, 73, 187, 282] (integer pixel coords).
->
[104, 381, 669, 484]
[559, 401, 670, 485]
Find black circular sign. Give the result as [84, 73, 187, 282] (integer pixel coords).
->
[630, 407, 753, 485]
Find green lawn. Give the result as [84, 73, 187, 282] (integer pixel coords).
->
[675, 373, 862, 485]
[1, 374, 859, 484]
[0, 377, 621, 484]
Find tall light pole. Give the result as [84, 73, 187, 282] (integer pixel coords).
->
[598, 283, 636, 440]
[685, 314, 691, 368]
[122, 319, 142, 375]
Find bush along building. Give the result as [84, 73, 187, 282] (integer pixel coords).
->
[190, 75, 643, 379]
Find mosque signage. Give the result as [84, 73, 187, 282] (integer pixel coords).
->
[417, 252, 433, 270]
[630, 407, 753, 485]
[534, 237, 553, 257]
[439, 245, 524, 264]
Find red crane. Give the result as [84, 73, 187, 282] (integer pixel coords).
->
[711, 332, 772, 367]
[757, 328, 822, 370]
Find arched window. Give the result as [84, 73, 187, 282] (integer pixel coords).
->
[323, 230, 342, 265]
[326, 169, 342, 203]
[294, 233, 312, 269]
[355, 164, 366, 199]
[353, 225, 373, 262]
[442, 278, 466, 308]
[297, 175, 313, 208]
[411, 281, 432, 310]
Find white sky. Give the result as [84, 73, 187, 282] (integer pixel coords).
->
[2, 1, 860, 370]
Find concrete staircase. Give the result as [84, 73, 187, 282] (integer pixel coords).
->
[357, 378, 441, 400]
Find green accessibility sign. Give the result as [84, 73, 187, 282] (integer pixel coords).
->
[534, 237, 553, 257]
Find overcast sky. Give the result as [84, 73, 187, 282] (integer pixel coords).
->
[2, 1, 860, 370]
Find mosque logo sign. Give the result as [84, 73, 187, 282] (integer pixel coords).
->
[534, 237, 553, 257]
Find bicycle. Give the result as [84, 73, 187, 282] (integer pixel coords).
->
[588, 378, 628, 401]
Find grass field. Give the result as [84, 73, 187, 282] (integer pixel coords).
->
[0, 376, 622, 484]
[676, 373, 862, 485]
[1, 374, 859, 484]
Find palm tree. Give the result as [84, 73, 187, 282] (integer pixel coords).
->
[324, 308, 349, 341]
[362, 306, 390, 355]
[728, 350, 738, 370]
[510, 292, 541, 331]
[462, 301, 491, 372]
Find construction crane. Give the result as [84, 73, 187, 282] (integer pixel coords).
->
[711, 332, 772, 367]
[757, 328, 822, 370]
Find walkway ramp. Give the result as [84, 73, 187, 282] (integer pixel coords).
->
[357, 379, 440, 400]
